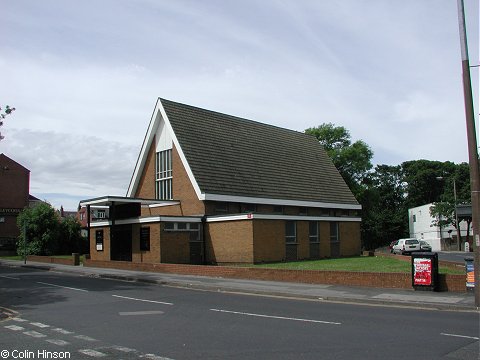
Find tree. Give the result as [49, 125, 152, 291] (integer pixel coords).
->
[429, 162, 471, 250]
[17, 202, 61, 256]
[359, 165, 408, 249]
[0, 105, 16, 141]
[16, 202, 86, 256]
[305, 123, 373, 195]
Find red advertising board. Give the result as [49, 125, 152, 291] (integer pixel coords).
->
[413, 258, 432, 286]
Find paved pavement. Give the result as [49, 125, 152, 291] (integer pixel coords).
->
[0, 258, 477, 312]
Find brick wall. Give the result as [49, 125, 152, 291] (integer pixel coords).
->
[253, 220, 284, 262]
[297, 221, 309, 260]
[340, 222, 361, 256]
[161, 227, 190, 264]
[27, 255, 77, 266]
[171, 146, 205, 216]
[132, 223, 161, 263]
[90, 226, 110, 261]
[319, 222, 331, 257]
[207, 220, 253, 263]
[135, 135, 156, 199]
[83, 259, 466, 292]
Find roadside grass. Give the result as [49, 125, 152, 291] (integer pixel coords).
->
[0, 255, 23, 261]
[0, 254, 85, 264]
[251, 256, 464, 275]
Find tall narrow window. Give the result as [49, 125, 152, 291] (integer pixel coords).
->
[285, 221, 297, 243]
[140, 227, 150, 251]
[309, 221, 319, 243]
[330, 222, 339, 243]
[156, 149, 172, 200]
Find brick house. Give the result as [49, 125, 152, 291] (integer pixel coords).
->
[80, 99, 361, 264]
[0, 154, 31, 253]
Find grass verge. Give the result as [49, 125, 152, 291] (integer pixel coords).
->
[251, 256, 464, 275]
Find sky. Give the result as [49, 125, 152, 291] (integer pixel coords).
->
[1, 0, 479, 211]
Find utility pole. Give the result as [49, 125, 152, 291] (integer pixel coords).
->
[457, 0, 480, 307]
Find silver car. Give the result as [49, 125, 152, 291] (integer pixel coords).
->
[419, 240, 432, 252]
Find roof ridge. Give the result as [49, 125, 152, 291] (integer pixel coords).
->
[159, 98, 312, 139]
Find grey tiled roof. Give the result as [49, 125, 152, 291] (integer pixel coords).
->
[161, 99, 358, 205]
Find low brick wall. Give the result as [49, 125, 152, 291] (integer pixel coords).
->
[83, 259, 466, 292]
[27, 255, 78, 266]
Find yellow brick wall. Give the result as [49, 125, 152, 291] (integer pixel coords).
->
[135, 136, 156, 199]
[132, 223, 161, 263]
[89, 226, 110, 261]
[252, 220, 284, 263]
[340, 222, 361, 256]
[161, 225, 191, 264]
[319, 222, 331, 258]
[206, 220, 253, 263]
[297, 221, 309, 260]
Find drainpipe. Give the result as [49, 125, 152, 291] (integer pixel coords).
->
[201, 215, 207, 264]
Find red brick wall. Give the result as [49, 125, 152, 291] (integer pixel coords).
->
[27, 255, 76, 266]
[83, 259, 466, 292]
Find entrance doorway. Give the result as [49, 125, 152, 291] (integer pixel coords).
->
[111, 225, 132, 261]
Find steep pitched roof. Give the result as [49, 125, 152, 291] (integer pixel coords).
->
[128, 99, 359, 208]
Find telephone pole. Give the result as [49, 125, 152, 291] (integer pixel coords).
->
[457, 0, 480, 307]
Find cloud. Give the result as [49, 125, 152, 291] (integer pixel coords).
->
[1, 0, 478, 209]
[1, 128, 138, 208]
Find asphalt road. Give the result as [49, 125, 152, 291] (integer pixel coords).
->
[0, 266, 478, 360]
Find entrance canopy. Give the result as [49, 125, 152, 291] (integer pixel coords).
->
[80, 196, 178, 208]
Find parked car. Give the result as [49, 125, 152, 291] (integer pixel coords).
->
[419, 240, 432, 252]
[392, 238, 420, 255]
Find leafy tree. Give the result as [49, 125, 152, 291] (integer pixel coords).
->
[60, 216, 88, 254]
[429, 162, 471, 250]
[17, 202, 60, 256]
[16, 202, 86, 256]
[305, 123, 373, 195]
[0, 105, 15, 141]
[360, 165, 408, 250]
[402, 160, 456, 208]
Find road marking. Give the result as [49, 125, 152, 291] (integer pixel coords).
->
[37, 281, 89, 292]
[5, 325, 24, 331]
[119, 310, 165, 316]
[30, 322, 50, 328]
[24, 330, 47, 338]
[78, 349, 107, 357]
[441, 333, 479, 340]
[0, 275, 20, 280]
[75, 335, 97, 342]
[209, 309, 341, 325]
[11, 318, 27, 322]
[111, 345, 137, 353]
[46, 339, 70, 346]
[140, 354, 175, 360]
[112, 294, 173, 305]
[51, 327, 74, 334]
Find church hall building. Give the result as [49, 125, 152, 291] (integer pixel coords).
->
[80, 98, 361, 264]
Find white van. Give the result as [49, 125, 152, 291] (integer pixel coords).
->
[392, 238, 420, 255]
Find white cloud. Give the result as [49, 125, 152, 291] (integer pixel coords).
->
[0, 0, 478, 208]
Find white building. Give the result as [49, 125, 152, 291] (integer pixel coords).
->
[408, 203, 470, 251]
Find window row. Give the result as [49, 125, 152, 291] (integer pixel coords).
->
[285, 221, 340, 244]
[213, 202, 358, 217]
